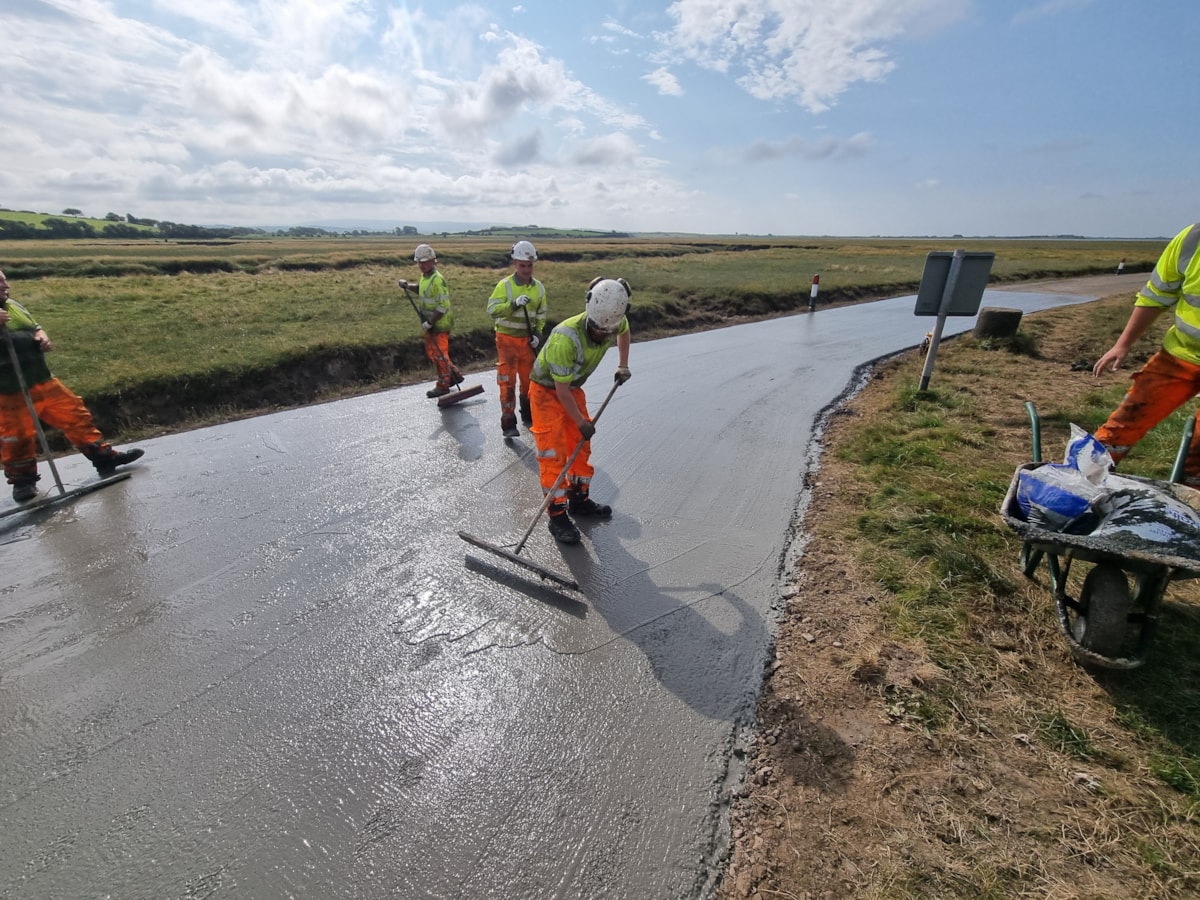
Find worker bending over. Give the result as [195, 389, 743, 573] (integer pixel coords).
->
[529, 277, 631, 544]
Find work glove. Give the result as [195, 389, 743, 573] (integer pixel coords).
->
[511, 294, 528, 308]
[398, 279, 409, 289]
[579, 421, 596, 441]
[422, 321, 432, 331]
[614, 366, 631, 384]
[529, 334, 541, 350]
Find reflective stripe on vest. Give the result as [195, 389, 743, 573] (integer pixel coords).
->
[1138, 223, 1200, 364]
[531, 313, 614, 388]
[489, 276, 544, 334]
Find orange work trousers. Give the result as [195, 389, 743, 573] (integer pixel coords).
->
[424, 331, 461, 388]
[495, 333, 536, 417]
[0, 378, 105, 480]
[1095, 349, 1200, 485]
[529, 382, 592, 509]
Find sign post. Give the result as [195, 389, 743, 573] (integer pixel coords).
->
[914, 249, 995, 389]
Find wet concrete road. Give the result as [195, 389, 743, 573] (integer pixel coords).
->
[0, 280, 1119, 899]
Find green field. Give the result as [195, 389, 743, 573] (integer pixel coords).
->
[0, 235, 1163, 439]
[0, 208, 157, 235]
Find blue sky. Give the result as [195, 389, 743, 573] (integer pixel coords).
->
[1, 0, 1196, 237]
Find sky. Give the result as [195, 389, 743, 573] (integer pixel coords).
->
[1, 0, 1197, 238]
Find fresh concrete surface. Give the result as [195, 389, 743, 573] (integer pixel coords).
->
[0, 284, 1107, 899]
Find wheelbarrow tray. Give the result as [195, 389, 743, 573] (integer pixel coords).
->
[1001, 463, 1200, 574]
[1000, 462, 1200, 668]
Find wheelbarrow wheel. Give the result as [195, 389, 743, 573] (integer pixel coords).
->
[1072, 564, 1132, 658]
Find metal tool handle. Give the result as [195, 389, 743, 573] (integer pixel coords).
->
[522, 304, 537, 342]
[400, 282, 428, 326]
[514, 379, 621, 554]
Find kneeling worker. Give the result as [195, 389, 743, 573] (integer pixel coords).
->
[529, 277, 632, 544]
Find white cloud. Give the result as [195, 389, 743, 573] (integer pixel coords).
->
[438, 34, 650, 139]
[660, 0, 968, 112]
[743, 132, 874, 162]
[3, 0, 1005, 235]
[494, 132, 543, 166]
[439, 38, 570, 137]
[603, 19, 640, 37]
[569, 133, 641, 167]
[643, 67, 683, 96]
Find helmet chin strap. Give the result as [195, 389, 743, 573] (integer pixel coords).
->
[586, 318, 614, 337]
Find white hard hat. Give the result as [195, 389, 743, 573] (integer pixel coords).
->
[511, 240, 537, 261]
[585, 278, 630, 332]
[413, 243, 436, 262]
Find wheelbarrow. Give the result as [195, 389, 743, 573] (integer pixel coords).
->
[1000, 402, 1200, 669]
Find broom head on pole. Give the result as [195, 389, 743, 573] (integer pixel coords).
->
[437, 384, 485, 407]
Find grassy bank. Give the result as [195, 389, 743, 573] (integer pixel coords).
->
[723, 292, 1200, 898]
[0, 236, 1162, 440]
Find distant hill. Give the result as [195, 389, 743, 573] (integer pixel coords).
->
[0, 208, 157, 236]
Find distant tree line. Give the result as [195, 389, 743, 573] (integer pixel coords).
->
[2, 208, 472, 241]
[0, 216, 272, 241]
[0, 214, 421, 241]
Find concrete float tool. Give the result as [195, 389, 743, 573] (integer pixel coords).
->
[458, 380, 621, 590]
[0, 328, 131, 520]
[400, 280, 484, 408]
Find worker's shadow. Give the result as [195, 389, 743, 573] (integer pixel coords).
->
[560, 512, 771, 725]
[430, 403, 487, 462]
[1097, 597, 1200, 758]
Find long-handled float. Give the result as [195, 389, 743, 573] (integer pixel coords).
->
[399, 280, 484, 408]
[458, 381, 620, 590]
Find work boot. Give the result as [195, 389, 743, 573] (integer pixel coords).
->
[519, 395, 533, 427]
[452, 370, 465, 385]
[568, 490, 612, 518]
[501, 413, 520, 438]
[88, 445, 145, 477]
[427, 385, 451, 399]
[547, 510, 581, 544]
[11, 474, 39, 503]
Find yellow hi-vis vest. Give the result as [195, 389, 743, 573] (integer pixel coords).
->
[531, 312, 628, 389]
[1138, 222, 1200, 365]
[417, 271, 453, 332]
[487, 275, 546, 337]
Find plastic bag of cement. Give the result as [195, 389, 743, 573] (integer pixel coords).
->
[1063, 423, 1113, 485]
[1089, 475, 1200, 546]
[1014, 424, 1117, 532]
[1016, 463, 1107, 532]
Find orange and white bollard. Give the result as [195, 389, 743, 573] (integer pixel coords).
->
[1117, 257, 1125, 275]
[809, 274, 819, 311]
